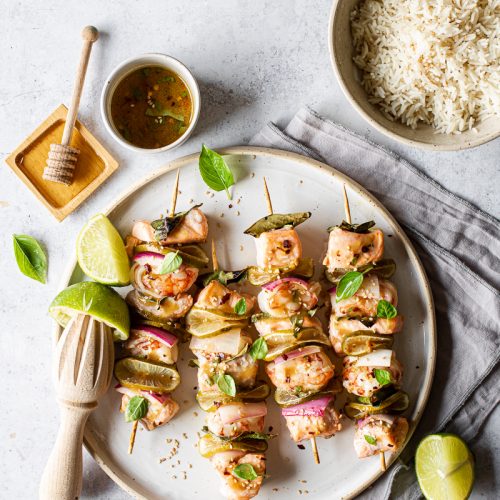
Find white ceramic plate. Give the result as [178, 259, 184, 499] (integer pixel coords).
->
[57, 147, 436, 500]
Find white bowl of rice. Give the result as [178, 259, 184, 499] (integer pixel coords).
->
[329, 0, 500, 150]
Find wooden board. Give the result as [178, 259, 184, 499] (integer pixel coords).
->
[5, 104, 118, 221]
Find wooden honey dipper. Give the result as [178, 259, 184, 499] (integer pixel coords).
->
[39, 314, 114, 500]
[42, 26, 99, 185]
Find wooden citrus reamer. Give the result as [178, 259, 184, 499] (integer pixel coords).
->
[39, 314, 114, 500]
[262, 177, 321, 465]
[127, 169, 181, 455]
[342, 184, 386, 472]
[42, 26, 99, 185]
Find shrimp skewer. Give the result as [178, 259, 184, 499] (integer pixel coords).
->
[117, 171, 204, 454]
[188, 241, 270, 499]
[329, 185, 409, 471]
[249, 178, 342, 465]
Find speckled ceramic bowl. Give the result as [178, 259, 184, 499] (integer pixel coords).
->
[328, 0, 500, 151]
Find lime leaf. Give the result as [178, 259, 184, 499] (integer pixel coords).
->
[216, 373, 236, 397]
[234, 298, 247, 316]
[125, 396, 149, 422]
[336, 271, 364, 302]
[377, 299, 397, 319]
[199, 145, 235, 199]
[159, 251, 182, 274]
[249, 337, 268, 360]
[13, 234, 47, 283]
[374, 368, 392, 386]
[232, 463, 258, 481]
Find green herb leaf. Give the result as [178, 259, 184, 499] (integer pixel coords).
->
[329, 220, 376, 234]
[249, 337, 268, 360]
[13, 234, 47, 283]
[232, 463, 258, 481]
[125, 396, 149, 422]
[244, 212, 311, 237]
[336, 271, 364, 302]
[159, 251, 182, 274]
[151, 204, 202, 242]
[377, 300, 397, 319]
[308, 307, 319, 317]
[158, 75, 175, 83]
[374, 368, 392, 386]
[234, 298, 247, 315]
[188, 359, 200, 368]
[290, 314, 304, 336]
[215, 373, 236, 397]
[145, 102, 184, 121]
[364, 434, 377, 445]
[202, 268, 246, 287]
[199, 145, 235, 199]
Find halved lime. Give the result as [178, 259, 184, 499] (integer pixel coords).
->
[416, 434, 474, 500]
[114, 357, 180, 393]
[49, 281, 130, 340]
[77, 214, 130, 286]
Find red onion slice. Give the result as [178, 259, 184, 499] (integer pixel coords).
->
[262, 277, 309, 291]
[281, 396, 334, 417]
[133, 325, 178, 348]
[133, 251, 165, 273]
[217, 402, 267, 424]
[274, 345, 322, 365]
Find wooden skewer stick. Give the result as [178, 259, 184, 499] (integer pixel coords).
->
[342, 184, 352, 225]
[212, 239, 219, 272]
[262, 177, 320, 465]
[343, 184, 386, 472]
[128, 421, 138, 455]
[170, 169, 181, 217]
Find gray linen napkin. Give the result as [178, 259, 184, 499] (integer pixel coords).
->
[250, 107, 500, 499]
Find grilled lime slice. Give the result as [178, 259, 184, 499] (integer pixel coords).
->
[198, 434, 268, 458]
[416, 434, 474, 500]
[341, 331, 394, 356]
[114, 357, 180, 393]
[186, 307, 248, 337]
[196, 382, 271, 411]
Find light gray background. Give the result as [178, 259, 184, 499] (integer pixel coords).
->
[0, 1, 498, 498]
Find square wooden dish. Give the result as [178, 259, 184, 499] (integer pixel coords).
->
[5, 104, 119, 221]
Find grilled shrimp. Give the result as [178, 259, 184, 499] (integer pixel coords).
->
[333, 276, 398, 318]
[329, 316, 403, 355]
[147, 264, 198, 297]
[342, 354, 403, 397]
[212, 451, 266, 500]
[205, 402, 266, 439]
[118, 388, 179, 431]
[196, 280, 255, 315]
[266, 349, 335, 392]
[255, 228, 302, 270]
[123, 329, 178, 365]
[127, 290, 193, 321]
[131, 208, 208, 245]
[285, 400, 342, 442]
[258, 279, 320, 317]
[323, 226, 384, 272]
[354, 415, 408, 458]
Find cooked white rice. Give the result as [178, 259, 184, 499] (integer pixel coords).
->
[350, 0, 500, 133]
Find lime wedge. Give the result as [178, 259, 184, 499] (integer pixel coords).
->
[416, 434, 474, 500]
[49, 281, 130, 340]
[77, 214, 130, 286]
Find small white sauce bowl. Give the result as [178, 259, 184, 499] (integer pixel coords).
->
[100, 53, 201, 153]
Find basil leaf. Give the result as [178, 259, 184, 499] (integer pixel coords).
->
[364, 434, 377, 445]
[374, 368, 392, 386]
[232, 463, 258, 481]
[249, 337, 268, 360]
[336, 271, 364, 302]
[150, 204, 202, 241]
[159, 251, 182, 274]
[13, 234, 47, 284]
[234, 298, 247, 315]
[330, 220, 376, 234]
[216, 373, 236, 397]
[377, 300, 397, 319]
[199, 145, 235, 199]
[125, 396, 149, 422]
[244, 212, 311, 238]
